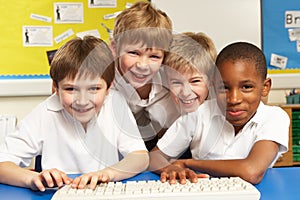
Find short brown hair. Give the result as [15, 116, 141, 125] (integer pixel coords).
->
[50, 36, 115, 88]
[113, 1, 173, 53]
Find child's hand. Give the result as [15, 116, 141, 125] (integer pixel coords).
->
[72, 170, 113, 190]
[160, 160, 209, 184]
[30, 168, 73, 191]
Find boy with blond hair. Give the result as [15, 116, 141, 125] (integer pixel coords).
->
[164, 32, 217, 114]
[111, 1, 179, 150]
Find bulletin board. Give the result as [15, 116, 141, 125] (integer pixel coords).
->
[0, 0, 143, 79]
[262, 0, 300, 74]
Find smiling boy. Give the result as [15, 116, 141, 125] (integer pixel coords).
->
[111, 1, 179, 150]
[0, 36, 148, 191]
[149, 42, 289, 185]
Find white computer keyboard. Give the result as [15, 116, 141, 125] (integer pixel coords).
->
[51, 177, 260, 200]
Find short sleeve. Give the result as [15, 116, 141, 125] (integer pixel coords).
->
[256, 106, 290, 154]
[157, 112, 199, 158]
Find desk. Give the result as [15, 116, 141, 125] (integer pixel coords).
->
[0, 167, 299, 200]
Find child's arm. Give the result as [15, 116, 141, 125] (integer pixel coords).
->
[71, 150, 149, 189]
[164, 140, 279, 184]
[0, 161, 72, 191]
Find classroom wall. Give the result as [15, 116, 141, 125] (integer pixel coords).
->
[0, 0, 296, 121]
[151, 0, 298, 105]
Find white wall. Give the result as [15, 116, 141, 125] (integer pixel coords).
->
[0, 96, 48, 121]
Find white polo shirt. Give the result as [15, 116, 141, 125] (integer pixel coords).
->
[157, 99, 289, 166]
[113, 68, 180, 141]
[0, 89, 147, 174]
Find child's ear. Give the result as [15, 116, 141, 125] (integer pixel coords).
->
[52, 81, 58, 94]
[106, 82, 113, 95]
[262, 78, 272, 97]
[109, 40, 117, 58]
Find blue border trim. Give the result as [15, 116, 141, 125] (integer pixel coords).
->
[0, 75, 50, 79]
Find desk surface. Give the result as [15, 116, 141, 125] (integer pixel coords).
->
[0, 167, 299, 200]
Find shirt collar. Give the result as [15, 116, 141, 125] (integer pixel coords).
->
[113, 68, 167, 102]
[247, 101, 264, 124]
[46, 93, 64, 111]
[211, 100, 264, 131]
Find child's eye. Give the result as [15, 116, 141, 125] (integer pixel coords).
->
[170, 80, 182, 85]
[150, 55, 162, 59]
[64, 87, 76, 91]
[89, 87, 101, 92]
[191, 79, 202, 84]
[242, 85, 254, 91]
[128, 51, 139, 56]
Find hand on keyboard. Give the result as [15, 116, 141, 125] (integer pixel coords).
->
[71, 171, 112, 190]
[159, 160, 209, 184]
[51, 177, 261, 200]
[32, 168, 72, 192]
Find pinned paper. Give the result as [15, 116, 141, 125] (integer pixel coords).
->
[103, 11, 121, 20]
[285, 11, 300, 28]
[288, 29, 300, 41]
[30, 13, 52, 23]
[22, 26, 53, 47]
[54, 3, 84, 24]
[88, 0, 117, 8]
[54, 29, 74, 44]
[297, 41, 300, 52]
[126, 2, 133, 8]
[76, 29, 101, 39]
[270, 53, 288, 69]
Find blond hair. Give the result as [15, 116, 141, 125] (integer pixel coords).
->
[164, 32, 216, 78]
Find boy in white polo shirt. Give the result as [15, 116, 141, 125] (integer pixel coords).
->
[161, 32, 217, 159]
[0, 36, 148, 191]
[150, 42, 289, 185]
[110, 1, 179, 151]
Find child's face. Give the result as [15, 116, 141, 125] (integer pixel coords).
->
[214, 60, 268, 132]
[168, 68, 209, 113]
[56, 74, 109, 129]
[118, 43, 164, 89]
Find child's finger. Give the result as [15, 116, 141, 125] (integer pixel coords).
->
[61, 173, 73, 185]
[71, 177, 81, 188]
[196, 173, 210, 178]
[77, 175, 90, 189]
[178, 170, 187, 184]
[160, 171, 168, 183]
[168, 171, 178, 184]
[41, 171, 55, 188]
[50, 170, 64, 187]
[32, 179, 46, 192]
[89, 175, 99, 190]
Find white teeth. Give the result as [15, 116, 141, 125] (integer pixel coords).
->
[73, 107, 92, 112]
[131, 71, 148, 78]
[180, 98, 195, 104]
[135, 74, 146, 78]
